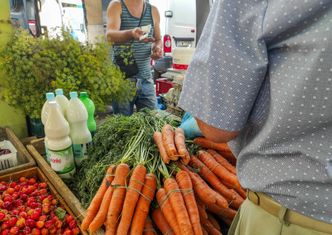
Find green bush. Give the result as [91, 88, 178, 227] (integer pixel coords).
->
[0, 30, 135, 118]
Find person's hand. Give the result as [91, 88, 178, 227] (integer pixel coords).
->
[179, 113, 203, 139]
[131, 27, 145, 40]
[151, 45, 162, 60]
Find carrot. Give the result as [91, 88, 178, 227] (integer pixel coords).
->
[176, 171, 203, 235]
[181, 165, 228, 208]
[220, 180, 246, 199]
[156, 188, 181, 235]
[198, 151, 241, 190]
[88, 185, 115, 233]
[116, 164, 147, 235]
[130, 173, 157, 235]
[207, 213, 221, 231]
[196, 198, 208, 221]
[164, 178, 194, 235]
[189, 156, 243, 209]
[207, 204, 237, 220]
[193, 137, 231, 151]
[143, 216, 158, 235]
[222, 218, 233, 226]
[105, 163, 130, 235]
[202, 227, 208, 235]
[175, 128, 190, 164]
[202, 220, 223, 235]
[154, 132, 170, 164]
[162, 124, 178, 160]
[152, 208, 175, 235]
[81, 165, 115, 231]
[207, 150, 236, 175]
[217, 150, 237, 166]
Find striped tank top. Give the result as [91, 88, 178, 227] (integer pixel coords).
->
[113, 0, 154, 80]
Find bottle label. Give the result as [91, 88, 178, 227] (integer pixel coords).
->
[45, 143, 50, 164]
[72, 142, 91, 165]
[48, 146, 76, 176]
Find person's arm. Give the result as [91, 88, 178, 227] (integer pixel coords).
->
[178, 0, 268, 143]
[151, 5, 162, 60]
[196, 118, 239, 143]
[106, 1, 144, 43]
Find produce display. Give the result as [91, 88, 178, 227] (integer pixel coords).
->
[0, 177, 80, 235]
[67, 110, 245, 235]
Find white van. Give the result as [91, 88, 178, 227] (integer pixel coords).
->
[153, 0, 213, 75]
[163, 0, 196, 54]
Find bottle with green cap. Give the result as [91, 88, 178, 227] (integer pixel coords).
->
[55, 88, 69, 118]
[67, 91, 92, 166]
[79, 91, 96, 136]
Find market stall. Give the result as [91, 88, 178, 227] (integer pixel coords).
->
[21, 110, 244, 235]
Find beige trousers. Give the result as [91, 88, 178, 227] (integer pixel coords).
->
[228, 199, 332, 235]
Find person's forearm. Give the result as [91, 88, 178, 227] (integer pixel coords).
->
[152, 39, 162, 48]
[106, 29, 134, 43]
[196, 118, 239, 143]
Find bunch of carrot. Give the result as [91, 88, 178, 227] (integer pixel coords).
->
[154, 124, 190, 165]
[81, 162, 157, 235]
[81, 125, 246, 235]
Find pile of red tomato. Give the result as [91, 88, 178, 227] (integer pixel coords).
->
[0, 177, 80, 235]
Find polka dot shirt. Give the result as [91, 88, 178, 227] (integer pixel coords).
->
[179, 0, 332, 224]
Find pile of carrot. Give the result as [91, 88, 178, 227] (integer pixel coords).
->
[81, 125, 245, 235]
[154, 124, 190, 165]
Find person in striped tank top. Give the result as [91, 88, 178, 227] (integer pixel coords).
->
[106, 0, 162, 115]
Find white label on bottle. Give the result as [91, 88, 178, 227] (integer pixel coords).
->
[48, 146, 75, 176]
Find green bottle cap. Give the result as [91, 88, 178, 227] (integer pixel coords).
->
[80, 92, 88, 98]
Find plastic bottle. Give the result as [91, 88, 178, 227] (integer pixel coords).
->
[79, 92, 97, 136]
[41, 92, 55, 125]
[55, 88, 69, 118]
[67, 91, 92, 166]
[44, 101, 76, 179]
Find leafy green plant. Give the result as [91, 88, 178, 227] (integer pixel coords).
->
[0, 29, 135, 118]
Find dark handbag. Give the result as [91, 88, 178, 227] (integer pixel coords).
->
[114, 2, 146, 78]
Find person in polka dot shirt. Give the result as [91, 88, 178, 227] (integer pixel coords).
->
[179, 0, 332, 234]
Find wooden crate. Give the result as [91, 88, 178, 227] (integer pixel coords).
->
[0, 167, 87, 234]
[27, 141, 105, 235]
[26, 142, 86, 222]
[0, 127, 36, 175]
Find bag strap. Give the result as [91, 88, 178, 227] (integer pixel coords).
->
[137, 2, 146, 27]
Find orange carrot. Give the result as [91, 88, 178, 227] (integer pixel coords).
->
[116, 164, 147, 235]
[196, 198, 208, 221]
[189, 156, 243, 209]
[176, 171, 203, 235]
[143, 216, 158, 235]
[162, 124, 178, 160]
[220, 180, 246, 199]
[88, 185, 115, 233]
[207, 204, 237, 221]
[193, 137, 231, 152]
[217, 150, 237, 166]
[198, 151, 241, 190]
[154, 132, 170, 164]
[202, 220, 223, 235]
[81, 165, 115, 231]
[202, 227, 208, 235]
[207, 213, 221, 231]
[152, 208, 175, 235]
[130, 173, 157, 235]
[156, 188, 181, 235]
[207, 150, 236, 175]
[105, 163, 130, 235]
[180, 164, 228, 208]
[175, 128, 190, 164]
[164, 177, 194, 235]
